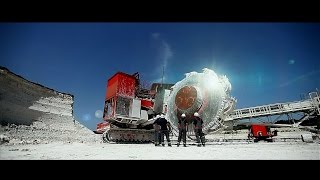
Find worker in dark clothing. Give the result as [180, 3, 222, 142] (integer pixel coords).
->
[193, 112, 205, 147]
[153, 115, 161, 146]
[157, 114, 172, 146]
[177, 113, 188, 147]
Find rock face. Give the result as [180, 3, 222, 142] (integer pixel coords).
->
[0, 66, 100, 144]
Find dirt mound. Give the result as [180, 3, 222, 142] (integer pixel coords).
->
[0, 66, 101, 144]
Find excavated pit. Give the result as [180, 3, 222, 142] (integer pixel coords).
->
[0, 66, 100, 144]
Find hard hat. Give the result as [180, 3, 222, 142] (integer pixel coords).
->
[194, 112, 199, 117]
[160, 114, 165, 118]
[156, 115, 160, 119]
[181, 113, 186, 117]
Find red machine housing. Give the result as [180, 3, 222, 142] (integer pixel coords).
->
[248, 124, 275, 142]
[103, 72, 137, 119]
[105, 72, 136, 100]
[141, 99, 154, 109]
[99, 72, 156, 134]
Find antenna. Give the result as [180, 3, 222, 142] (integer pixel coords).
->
[161, 65, 164, 87]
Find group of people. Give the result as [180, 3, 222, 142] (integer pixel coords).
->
[153, 112, 205, 147]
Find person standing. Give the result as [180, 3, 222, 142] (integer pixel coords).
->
[177, 113, 188, 147]
[153, 115, 161, 146]
[193, 112, 205, 147]
[157, 114, 172, 146]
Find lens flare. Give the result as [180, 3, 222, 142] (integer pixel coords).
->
[95, 110, 103, 118]
[83, 114, 91, 121]
[288, 59, 295, 65]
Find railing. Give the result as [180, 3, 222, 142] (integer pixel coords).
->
[225, 92, 320, 121]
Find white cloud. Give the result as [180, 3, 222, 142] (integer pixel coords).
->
[151, 33, 160, 39]
[280, 70, 320, 87]
[150, 33, 173, 83]
[162, 40, 173, 69]
[152, 77, 167, 83]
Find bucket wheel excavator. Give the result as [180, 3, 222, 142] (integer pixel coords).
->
[97, 68, 236, 143]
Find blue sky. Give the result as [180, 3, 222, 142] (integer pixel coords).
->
[1, 23, 319, 130]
